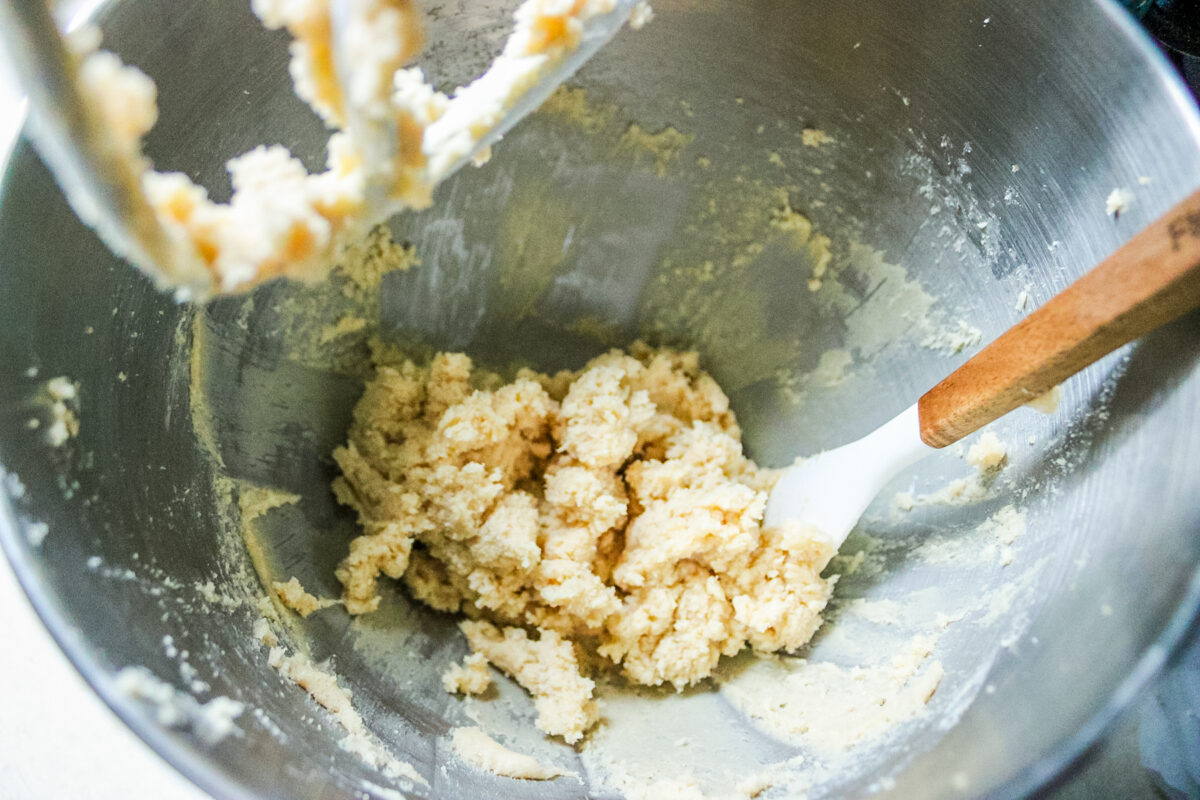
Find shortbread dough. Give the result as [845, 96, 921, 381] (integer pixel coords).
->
[332, 344, 835, 742]
[450, 726, 568, 780]
[66, 0, 634, 297]
[441, 652, 492, 696]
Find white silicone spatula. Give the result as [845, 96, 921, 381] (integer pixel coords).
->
[764, 189, 1200, 547]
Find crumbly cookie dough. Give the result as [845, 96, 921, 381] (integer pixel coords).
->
[461, 619, 598, 743]
[441, 652, 492, 696]
[800, 128, 835, 148]
[332, 344, 836, 742]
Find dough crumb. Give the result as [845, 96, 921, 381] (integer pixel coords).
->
[25, 521, 50, 547]
[737, 773, 778, 798]
[47, 376, 77, 401]
[335, 226, 418, 297]
[195, 580, 242, 610]
[801, 128, 835, 148]
[768, 196, 832, 290]
[450, 726, 569, 780]
[252, 616, 279, 648]
[630, 2, 654, 29]
[1024, 384, 1062, 414]
[898, 432, 1008, 514]
[272, 577, 337, 617]
[44, 376, 80, 447]
[916, 478, 987, 508]
[442, 652, 493, 696]
[979, 505, 1026, 567]
[1106, 187, 1133, 219]
[967, 431, 1007, 472]
[3, 470, 27, 499]
[333, 345, 835, 742]
[806, 232, 833, 291]
[266, 648, 361, 733]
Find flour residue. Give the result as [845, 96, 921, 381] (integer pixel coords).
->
[719, 634, 944, 754]
[894, 432, 1009, 515]
[252, 612, 426, 787]
[115, 666, 244, 745]
[619, 123, 695, 177]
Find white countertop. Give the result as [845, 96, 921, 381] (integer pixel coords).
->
[0, 558, 209, 800]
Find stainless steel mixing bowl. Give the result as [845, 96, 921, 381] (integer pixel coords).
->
[2, 0, 1200, 798]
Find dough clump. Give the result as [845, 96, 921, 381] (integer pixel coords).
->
[450, 726, 566, 780]
[332, 344, 835, 742]
[441, 652, 492, 696]
[272, 577, 337, 618]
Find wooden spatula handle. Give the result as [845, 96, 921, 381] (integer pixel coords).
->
[918, 188, 1200, 448]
